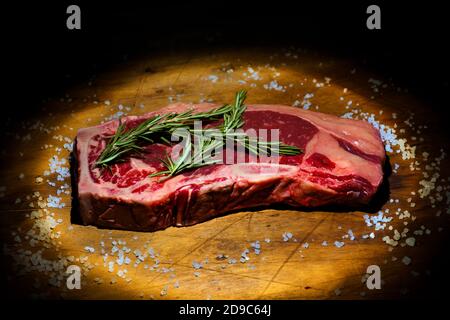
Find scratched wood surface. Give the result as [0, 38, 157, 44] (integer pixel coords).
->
[1, 47, 449, 299]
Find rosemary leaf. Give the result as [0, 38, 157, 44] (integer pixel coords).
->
[96, 90, 303, 178]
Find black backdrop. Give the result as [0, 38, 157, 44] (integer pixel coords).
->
[4, 0, 450, 114]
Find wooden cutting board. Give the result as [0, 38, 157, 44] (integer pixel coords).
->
[1, 47, 449, 299]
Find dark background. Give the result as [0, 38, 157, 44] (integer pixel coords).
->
[4, 0, 450, 113]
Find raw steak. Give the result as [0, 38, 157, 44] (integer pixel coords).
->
[73, 103, 385, 231]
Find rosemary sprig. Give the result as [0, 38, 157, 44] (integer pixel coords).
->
[150, 90, 302, 178]
[149, 91, 248, 177]
[237, 136, 301, 156]
[96, 90, 302, 177]
[95, 103, 233, 167]
[150, 131, 223, 177]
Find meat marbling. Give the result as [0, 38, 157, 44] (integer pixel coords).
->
[73, 103, 385, 231]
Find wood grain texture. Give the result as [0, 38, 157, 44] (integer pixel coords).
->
[1, 47, 449, 299]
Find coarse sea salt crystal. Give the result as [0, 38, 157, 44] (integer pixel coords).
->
[46, 195, 65, 208]
[302, 101, 311, 110]
[334, 241, 345, 248]
[250, 241, 261, 249]
[347, 229, 355, 241]
[402, 256, 412, 265]
[405, 237, 416, 247]
[208, 75, 219, 83]
[84, 246, 95, 253]
[263, 80, 285, 92]
[282, 232, 293, 242]
[240, 249, 250, 263]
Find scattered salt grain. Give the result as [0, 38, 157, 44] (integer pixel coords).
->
[240, 249, 250, 263]
[251, 241, 261, 255]
[334, 241, 345, 248]
[84, 246, 95, 253]
[263, 80, 285, 92]
[402, 256, 412, 265]
[405, 237, 416, 247]
[282, 232, 293, 242]
[347, 229, 355, 241]
[208, 75, 219, 83]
